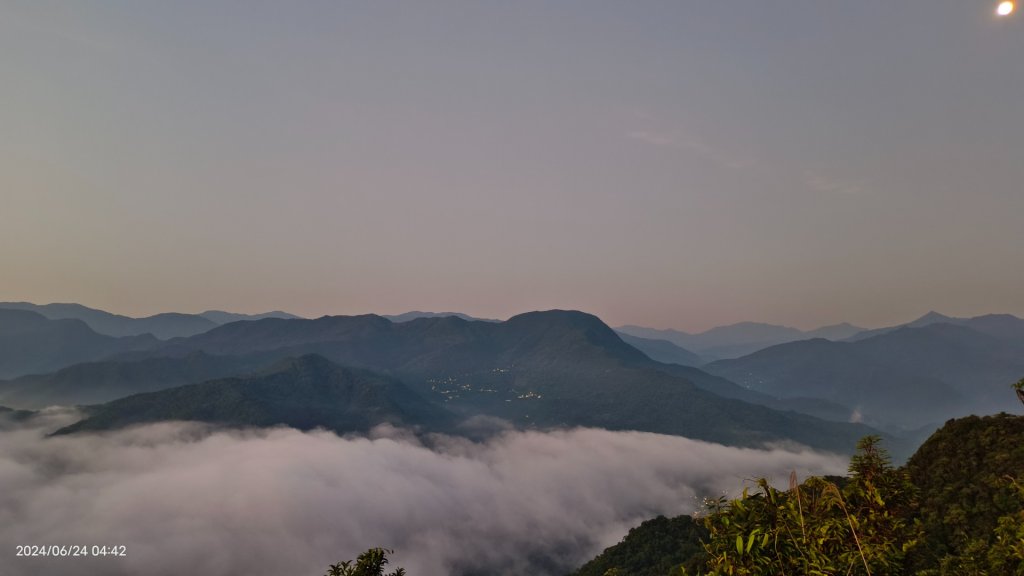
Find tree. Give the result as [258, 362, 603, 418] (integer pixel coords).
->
[985, 477, 1024, 575]
[324, 548, 406, 576]
[1013, 377, 1024, 407]
[697, 436, 920, 575]
[906, 413, 1024, 573]
[569, 415, 1024, 576]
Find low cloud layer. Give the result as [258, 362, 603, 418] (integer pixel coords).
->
[0, 411, 846, 576]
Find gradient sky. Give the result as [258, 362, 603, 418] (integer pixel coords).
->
[2, 1, 1022, 331]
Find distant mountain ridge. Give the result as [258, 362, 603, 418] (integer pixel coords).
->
[5, 302, 1017, 440]
[846, 311, 1024, 343]
[382, 311, 500, 323]
[0, 405, 35, 428]
[0, 309, 877, 449]
[616, 321, 867, 360]
[0, 307, 856, 427]
[0, 302, 303, 339]
[199, 310, 302, 324]
[55, 354, 454, 436]
[704, 320, 1024, 428]
[9, 302, 1016, 355]
[0, 302, 218, 339]
[0, 309, 159, 379]
[124, 309, 880, 452]
[0, 351, 275, 409]
[617, 310, 1024, 360]
[616, 333, 705, 366]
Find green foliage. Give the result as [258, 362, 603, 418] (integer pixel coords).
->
[698, 436, 920, 575]
[985, 478, 1024, 575]
[325, 548, 405, 576]
[923, 478, 1024, 576]
[691, 418, 1024, 576]
[906, 413, 1024, 574]
[569, 515, 707, 576]
[332, 416, 1024, 576]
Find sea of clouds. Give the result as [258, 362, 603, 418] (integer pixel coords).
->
[0, 408, 846, 576]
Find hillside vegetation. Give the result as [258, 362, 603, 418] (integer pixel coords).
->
[568, 413, 1024, 576]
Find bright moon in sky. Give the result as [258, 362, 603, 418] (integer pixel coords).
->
[997, 1, 1015, 16]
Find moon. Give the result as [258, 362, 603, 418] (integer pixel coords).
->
[997, 1, 1015, 16]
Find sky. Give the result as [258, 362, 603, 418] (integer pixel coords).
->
[1, 1, 1022, 332]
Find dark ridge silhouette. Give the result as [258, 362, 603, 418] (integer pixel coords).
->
[99, 309, 882, 452]
[382, 311, 499, 323]
[0, 309, 159, 379]
[55, 354, 455, 436]
[199, 310, 302, 324]
[0, 351, 276, 410]
[616, 333, 705, 366]
[616, 320, 867, 360]
[0, 302, 218, 339]
[705, 323, 1024, 428]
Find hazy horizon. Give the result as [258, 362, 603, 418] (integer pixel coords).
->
[1, 297, 1018, 334]
[3, 1, 1022, 332]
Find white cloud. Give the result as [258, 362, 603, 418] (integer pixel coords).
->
[0, 414, 846, 576]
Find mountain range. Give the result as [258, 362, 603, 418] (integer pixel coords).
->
[5, 301, 1022, 454]
[55, 354, 454, 436]
[616, 310, 1024, 363]
[0, 351, 274, 409]
[382, 311, 500, 323]
[615, 334, 705, 366]
[0, 312, 852, 428]
[0, 308, 878, 452]
[0, 302, 301, 339]
[0, 404, 35, 429]
[704, 319, 1024, 429]
[157, 309, 881, 450]
[615, 321, 867, 360]
[0, 309, 159, 379]
[198, 310, 302, 324]
[845, 311, 1024, 343]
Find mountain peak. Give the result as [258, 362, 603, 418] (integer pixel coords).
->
[910, 311, 956, 325]
[199, 310, 302, 324]
[505, 309, 623, 339]
[383, 311, 497, 323]
[824, 322, 855, 328]
[502, 310, 652, 365]
[506, 309, 606, 327]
